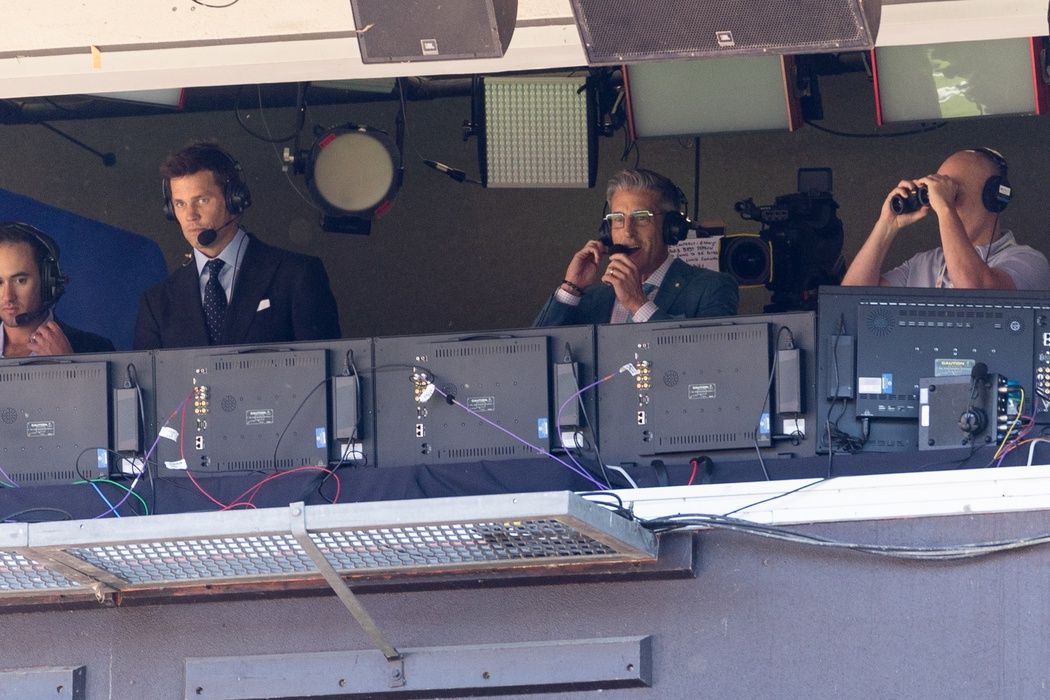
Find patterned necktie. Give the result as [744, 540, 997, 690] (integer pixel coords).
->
[626, 282, 657, 323]
[203, 258, 227, 345]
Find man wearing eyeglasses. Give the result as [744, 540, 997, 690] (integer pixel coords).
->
[535, 169, 738, 326]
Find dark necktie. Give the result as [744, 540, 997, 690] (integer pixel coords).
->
[627, 282, 657, 323]
[203, 258, 227, 345]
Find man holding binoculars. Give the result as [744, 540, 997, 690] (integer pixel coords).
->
[842, 148, 1048, 290]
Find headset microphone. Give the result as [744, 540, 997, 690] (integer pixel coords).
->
[15, 301, 56, 327]
[597, 234, 639, 256]
[196, 216, 238, 247]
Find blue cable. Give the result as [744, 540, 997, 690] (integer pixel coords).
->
[88, 481, 121, 518]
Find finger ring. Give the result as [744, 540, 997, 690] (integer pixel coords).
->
[30, 334, 37, 342]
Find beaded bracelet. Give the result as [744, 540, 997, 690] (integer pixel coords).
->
[561, 279, 585, 296]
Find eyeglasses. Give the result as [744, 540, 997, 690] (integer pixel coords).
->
[603, 209, 658, 229]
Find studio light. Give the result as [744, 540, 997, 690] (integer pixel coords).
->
[299, 124, 403, 235]
[479, 76, 597, 188]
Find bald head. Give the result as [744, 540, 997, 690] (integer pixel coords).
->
[941, 148, 999, 192]
[934, 149, 1005, 244]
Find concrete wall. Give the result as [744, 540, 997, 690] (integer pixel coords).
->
[2, 508, 1048, 698]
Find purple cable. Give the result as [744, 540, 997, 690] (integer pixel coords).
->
[0, 464, 19, 488]
[93, 395, 190, 519]
[431, 386, 609, 490]
[556, 374, 618, 487]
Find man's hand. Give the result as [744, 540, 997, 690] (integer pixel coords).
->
[880, 179, 931, 229]
[601, 253, 648, 313]
[917, 173, 960, 216]
[28, 320, 74, 356]
[562, 239, 607, 293]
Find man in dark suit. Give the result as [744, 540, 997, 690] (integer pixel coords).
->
[0, 222, 114, 356]
[535, 169, 737, 326]
[134, 142, 340, 350]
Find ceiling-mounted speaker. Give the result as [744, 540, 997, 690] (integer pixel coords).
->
[569, 0, 881, 64]
[350, 0, 518, 64]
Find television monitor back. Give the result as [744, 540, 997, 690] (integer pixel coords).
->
[596, 311, 817, 467]
[373, 326, 596, 468]
[0, 351, 153, 486]
[816, 286, 1050, 453]
[152, 344, 336, 477]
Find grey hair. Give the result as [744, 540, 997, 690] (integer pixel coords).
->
[605, 169, 682, 213]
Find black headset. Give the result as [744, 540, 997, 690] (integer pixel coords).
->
[599, 170, 691, 246]
[970, 147, 1012, 213]
[1, 222, 67, 307]
[162, 146, 252, 221]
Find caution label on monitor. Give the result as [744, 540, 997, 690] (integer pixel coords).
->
[467, 396, 495, 413]
[688, 383, 716, 400]
[934, 358, 975, 377]
[246, 409, 274, 426]
[26, 421, 55, 438]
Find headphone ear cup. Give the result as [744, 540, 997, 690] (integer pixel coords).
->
[598, 217, 612, 246]
[225, 178, 252, 216]
[39, 256, 53, 306]
[41, 256, 65, 306]
[662, 211, 688, 245]
[224, 159, 252, 216]
[162, 179, 176, 221]
[982, 174, 1011, 213]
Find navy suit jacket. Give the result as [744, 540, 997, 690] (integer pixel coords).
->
[534, 257, 738, 326]
[61, 320, 116, 354]
[133, 235, 341, 350]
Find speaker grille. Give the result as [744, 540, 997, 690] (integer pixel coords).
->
[350, 0, 516, 63]
[570, 0, 881, 64]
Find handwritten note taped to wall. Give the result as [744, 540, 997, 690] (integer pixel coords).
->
[670, 236, 722, 272]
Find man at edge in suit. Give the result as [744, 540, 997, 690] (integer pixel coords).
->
[133, 142, 341, 349]
[0, 222, 114, 357]
[534, 168, 737, 326]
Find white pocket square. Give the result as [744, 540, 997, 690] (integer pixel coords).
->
[256, 299, 271, 312]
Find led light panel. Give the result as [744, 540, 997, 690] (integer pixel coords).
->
[482, 76, 596, 188]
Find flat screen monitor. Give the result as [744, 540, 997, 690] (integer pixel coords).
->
[816, 285, 1050, 453]
[0, 351, 153, 486]
[153, 345, 333, 478]
[596, 311, 817, 467]
[373, 326, 596, 469]
[872, 38, 1048, 124]
[86, 88, 186, 109]
[624, 56, 801, 137]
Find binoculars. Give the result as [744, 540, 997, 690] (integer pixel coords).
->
[890, 185, 929, 214]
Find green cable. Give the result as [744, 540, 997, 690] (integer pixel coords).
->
[73, 479, 150, 515]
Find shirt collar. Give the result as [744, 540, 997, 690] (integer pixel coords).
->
[193, 228, 249, 277]
[643, 254, 674, 291]
[0, 308, 56, 358]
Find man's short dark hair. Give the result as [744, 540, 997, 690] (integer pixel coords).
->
[160, 141, 241, 185]
[0, 222, 58, 273]
[606, 169, 682, 214]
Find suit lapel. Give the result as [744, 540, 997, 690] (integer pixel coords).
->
[653, 258, 687, 313]
[223, 236, 277, 344]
